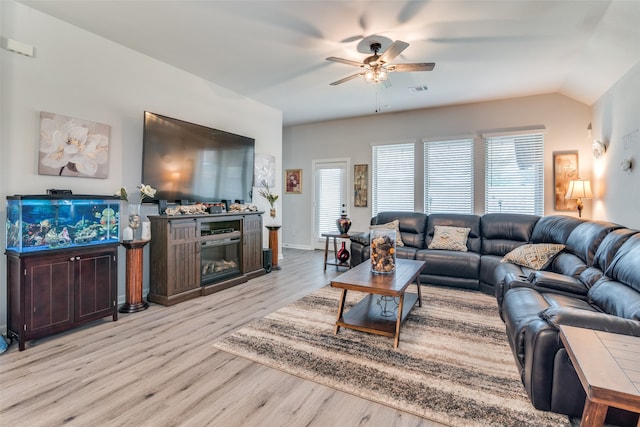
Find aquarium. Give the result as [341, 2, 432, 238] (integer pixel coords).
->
[6, 195, 121, 253]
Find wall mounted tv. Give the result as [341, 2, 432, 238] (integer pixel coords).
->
[142, 111, 255, 203]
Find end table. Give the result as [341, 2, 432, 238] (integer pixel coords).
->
[120, 240, 150, 313]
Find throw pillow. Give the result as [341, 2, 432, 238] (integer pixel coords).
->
[370, 220, 404, 247]
[500, 243, 565, 270]
[428, 225, 471, 252]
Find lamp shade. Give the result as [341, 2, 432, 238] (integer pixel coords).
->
[565, 179, 593, 199]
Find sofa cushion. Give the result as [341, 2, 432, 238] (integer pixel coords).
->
[481, 213, 539, 256]
[416, 249, 480, 280]
[370, 220, 404, 247]
[396, 246, 418, 260]
[501, 243, 565, 270]
[372, 211, 429, 248]
[531, 215, 583, 244]
[564, 220, 623, 266]
[605, 233, 640, 293]
[589, 280, 640, 321]
[547, 252, 587, 279]
[426, 214, 481, 253]
[428, 225, 470, 251]
[593, 228, 638, 273]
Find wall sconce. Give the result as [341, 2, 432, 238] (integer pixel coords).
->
[565, 179, 593, 218]
[621, 157, 633, 172]
[592, 140, 606, 159]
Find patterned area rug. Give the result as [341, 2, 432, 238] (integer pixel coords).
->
[213, 285, 569, 427]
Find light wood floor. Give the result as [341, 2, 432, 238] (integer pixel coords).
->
[0, 249, 445, 427]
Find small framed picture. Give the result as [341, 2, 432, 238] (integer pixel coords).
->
[285, 169, 302, 194]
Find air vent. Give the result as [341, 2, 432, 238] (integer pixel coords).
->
[409, 85, 429, 93]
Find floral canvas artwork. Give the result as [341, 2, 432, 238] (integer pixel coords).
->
[38, 111, 111, 178]
[553, 151, 579, 211]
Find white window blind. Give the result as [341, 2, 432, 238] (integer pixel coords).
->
[424, 138, 474, 214]
[372, 143, 414, 216]
[485, 133, 544, 215]
[314, 163, 346, 238]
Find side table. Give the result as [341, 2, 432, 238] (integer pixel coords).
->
[266, 225, 281, 270]
[322, 231, 360, 271]
[559, 325, 640, 427]
[120, 240, 150, 313]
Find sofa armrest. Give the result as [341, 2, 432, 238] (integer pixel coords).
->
[350, 232, 369, 246]
[540, 306, 640, 337]
[528, 271, 588, 296]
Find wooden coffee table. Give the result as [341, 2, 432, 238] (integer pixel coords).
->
[559, 325, 640, 427]
[330, 258, 425, 348]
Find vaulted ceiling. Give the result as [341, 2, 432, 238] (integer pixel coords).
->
[20, 0, 640, 125]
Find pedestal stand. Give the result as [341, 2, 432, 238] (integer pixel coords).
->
[120, 240, 150, 313]
[266, 225, 282, 270]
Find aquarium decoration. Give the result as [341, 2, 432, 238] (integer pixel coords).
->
[6, 195, 120, 253]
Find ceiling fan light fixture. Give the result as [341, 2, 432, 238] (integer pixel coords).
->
[364, 67, 387, 84]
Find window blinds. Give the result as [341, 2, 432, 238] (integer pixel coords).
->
[314, 164, 346, 236]
[372, 143, 414, 216]
[485, 133, 544, 215]
[424, 138, 474, 214]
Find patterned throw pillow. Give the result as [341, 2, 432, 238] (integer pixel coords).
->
[370, 220, 404, 247]
[500, 243, 565, 270]
[428, 226, 471, 252]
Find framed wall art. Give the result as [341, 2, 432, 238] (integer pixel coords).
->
[354, 164, 368, 207]
[285, 169, 302, 194]
[553, 150, 579, 211]
[38, 111, 111, 178]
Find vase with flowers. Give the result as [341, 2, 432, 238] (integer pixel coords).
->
[258, 180, 279, 218]
[119, 184, 157, 240]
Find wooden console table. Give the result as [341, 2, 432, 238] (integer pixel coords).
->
[559, 325, 640, 427]
[120, 240, 149, 313]
[266, 225, 281, 270]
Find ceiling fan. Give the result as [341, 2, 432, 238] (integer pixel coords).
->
[326, 40, 435, 86]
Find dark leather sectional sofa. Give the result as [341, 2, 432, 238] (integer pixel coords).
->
[350, 211, 640, 425]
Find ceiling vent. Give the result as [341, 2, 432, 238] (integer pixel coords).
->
[409, 85, 429, 93]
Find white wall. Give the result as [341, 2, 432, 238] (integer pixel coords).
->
[0, 1, 283, 331]
[591, 61, 640, 229]
[282, 93, 592, 248]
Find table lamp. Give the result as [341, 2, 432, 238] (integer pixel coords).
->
[565, 179, 593, 218]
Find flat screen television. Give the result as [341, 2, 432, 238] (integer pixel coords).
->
[142, 111, 255, 203]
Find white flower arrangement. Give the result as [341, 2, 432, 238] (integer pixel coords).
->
[118, 184, 157, 203]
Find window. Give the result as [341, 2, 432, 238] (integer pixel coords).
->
[372, 143, 414, 216]
[313, 160, 347, 247]
[485, 133, 544, 215]
[424, 138, 474, 214]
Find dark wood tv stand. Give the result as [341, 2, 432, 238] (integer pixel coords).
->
[147, 212, 265, 306]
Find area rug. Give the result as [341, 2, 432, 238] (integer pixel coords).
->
[213, 285, 569, 427]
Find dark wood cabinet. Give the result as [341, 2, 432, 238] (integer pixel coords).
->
[242, 213, 264, 276]
[148, 218, 201, 306]
[148, 212, 264, 306]
[6, 245, 118, 351]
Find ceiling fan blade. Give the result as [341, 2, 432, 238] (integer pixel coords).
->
[390, 62, 436, 72]
[330, 72, 363, 86]
[378, 40, 409, 64]
[326, 57, 363, 67]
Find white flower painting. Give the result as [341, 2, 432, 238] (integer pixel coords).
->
[39, 111, 110, 178]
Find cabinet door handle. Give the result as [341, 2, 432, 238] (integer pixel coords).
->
[76, 256, 81, 260]
[70, 257, 75, 261]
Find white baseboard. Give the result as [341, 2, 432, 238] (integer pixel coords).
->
[282, 243, 314, 251]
